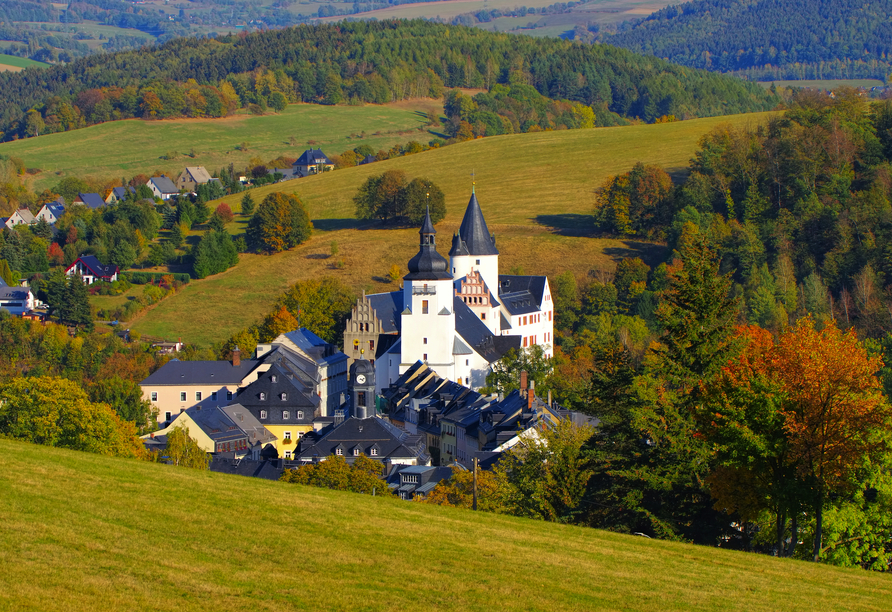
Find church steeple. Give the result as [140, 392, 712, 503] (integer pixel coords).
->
[405, 207, 451, 281]
[449, 191, 498, 257]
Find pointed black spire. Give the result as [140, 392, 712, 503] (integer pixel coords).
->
[456, 191, 498, 256]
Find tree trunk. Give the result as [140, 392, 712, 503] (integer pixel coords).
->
[813, 497, 823, 562]
[788, 515, 798, 558]
[776, 511, 786, 556]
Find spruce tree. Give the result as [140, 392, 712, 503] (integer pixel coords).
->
[241, 192, 255, 216]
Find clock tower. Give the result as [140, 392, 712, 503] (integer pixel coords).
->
[350, 355, 376, 419]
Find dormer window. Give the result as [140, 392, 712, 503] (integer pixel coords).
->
[259, 392, 266, 400]
[260, 410, 267, 419]
[281, 393, 287, 401]
[283, 411, 290, 420]
[353, 448, 360, 456]
[370, 447, 378, 456]
[336, 448, 343, 456]
[298, 411, 304, 419]
[271, 375, 277, 383]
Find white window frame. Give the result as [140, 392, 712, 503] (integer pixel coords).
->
[180, 392, 186, 401]
[283, 411, 290, 420]
[151, 392, 157, 402]
[260, 410, 267, 419]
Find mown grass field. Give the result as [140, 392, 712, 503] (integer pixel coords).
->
[0, 101, 442, 193]
[0, 53, 49, 72]
[758, 79, 885, 90]
[130, 111, 774, 345]
[0, 438, 889, 612]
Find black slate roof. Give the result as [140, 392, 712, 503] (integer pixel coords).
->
[453, 297, 520, 364]
[140, 358, 261, 385]
[498, 275, 547, 302]
[449, 192, 498, 257]
[72, 255, 118, 279]
[405, 209, 451, 281]
[149, 176, 178, 194]
[77, 192, 106, 209]
[235, 363, 319, 423]
[366, 291, 403, 333]
[297, 417, 429, 463]
[0, 287, 31, 301]
[294, 148, 332, 165]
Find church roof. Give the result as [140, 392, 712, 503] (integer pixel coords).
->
[498, 275, 548, 316]
[450, 192, 498, 257]
[366, 291, 403, 333]
[453, 297, 520, 364]
[405, 209, 451, 281]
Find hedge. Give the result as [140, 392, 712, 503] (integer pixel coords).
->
[127, 272, 191, 284]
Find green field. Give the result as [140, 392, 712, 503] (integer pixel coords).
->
[0, 101, 442, 193]
[758, 79, 886, 90]
[130, 111, 774, 345]
[0, 53, 49, 71]
[1, 438, 889, 612]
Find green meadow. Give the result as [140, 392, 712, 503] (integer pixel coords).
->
[0, 101, 441, 192]
[130, 111, 774, 345]
[0, 438, 888, 612]
[0, 53, 49, 71]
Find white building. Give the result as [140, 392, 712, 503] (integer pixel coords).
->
[347, 189, 554, 392]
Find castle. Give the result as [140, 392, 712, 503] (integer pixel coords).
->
[343, 189, 554, 392]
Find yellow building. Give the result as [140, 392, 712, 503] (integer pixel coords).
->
[143, 403, 276, 458]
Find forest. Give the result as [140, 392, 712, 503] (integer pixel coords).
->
[607, 0, 892, 80]
[0, 20, 777, 141]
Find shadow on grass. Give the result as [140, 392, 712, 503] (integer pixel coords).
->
[306, 253, 330, 260]
[603, 241, 669, 268]
[371, 276, 396, 284]
[535, 214, 596, 236]
[312, 218, 364, 232]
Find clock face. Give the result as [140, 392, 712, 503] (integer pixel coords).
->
[356, 374, 366, 384]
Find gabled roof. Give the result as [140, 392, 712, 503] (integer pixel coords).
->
[149, 176, 178, 194]
[140, 358, 262, 386]
[185, 406, 251, 444]
[297, 417, 429, 463]
[111, 186, 136, 199]
[183, 166, 212, 184]
[450, 192, 498, 257]
[76, 193, 105, 209]
[453, 297, 520, 364]
[219, 403, 278, 446]
[0, 286, 31, 301]
[499, 275, 547, 316]
[235, 363, 319, 420]
[277, 328, 347, 367]
[7, 208, 36, 224]
[359, 154, 376, 165]
[67, 255, 118, 279]
[294, 148, 332, 166]
[41, 202, 66, 218]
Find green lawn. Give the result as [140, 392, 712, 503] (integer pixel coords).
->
[0, 439, 889, 612]
[131, 112, 773, 345]
[0, 102, 442, 192]
[0, 53, 49, 70]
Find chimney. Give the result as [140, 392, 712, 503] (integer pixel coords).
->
[520, 370, 528, 396]
[528, 380, 535, 409]
[232, 346, 241, 367]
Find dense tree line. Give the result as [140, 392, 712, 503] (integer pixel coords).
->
[354, 171, 446, 225]
[607, 0, 892, 80]
[0, 20, 776, 141]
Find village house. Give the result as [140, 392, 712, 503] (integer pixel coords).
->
[147, 175, 179, 201]
[3, 208, 36, 229]
[296, 416, 431, 467]
[143, 403, 277, 459]
[385, 464, 455, 500]
[139, 348, 264, 426]
[35, 199, 66, 224]
[0, 284, 35, 316]
[176, 166, 213, 192]
[105, 186, 136, 204]
[292, 148, 334, 177]
[73, 193, 106, 209]
[65, 255, 119, 285]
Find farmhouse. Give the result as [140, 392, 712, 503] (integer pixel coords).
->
[147, 176, 178, 200]
[176, 166, 213, 192]
[343, 190, 554, 392]
[35, 199, 65, 224]
[292, 148, 334, 177]
[3, 208, 36, 229]
[65, 255, 119, 284]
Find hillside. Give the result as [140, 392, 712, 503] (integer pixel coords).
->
[0, 20, 777, 141]
[129, 111, 773, 345]
[607, 0, 892, 80]
[0, 100, 442, 193]
[1, 438, 889, 611]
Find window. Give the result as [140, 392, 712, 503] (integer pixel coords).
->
[283, 411, 290, 420]
[259, 392, 266, 400]
[284, 451, 292, 459]
[195, 392, 202, 401]
[370, 448, 378, 456]
[358, 391, 366, 407]
[284, 431, 292, 441]
[180, 392, 186, 402]
[165, 412, 171, 422]
[466, 359, 469, 366]
[227, 391, 233, 400]
[422, 299, 429, 314]
[423, 337, 428, 344]
[151, 392, 157, 402]
[353, 448, 360, 456]
[211, 391, 217, 401]
[260, 410, 267, 419]
[476, 259, 480, 265]
[297, 411, 304, 419]
[336, 448, 343, 456]
[271, 375, 277, 383]
[281, 393, 288, 401]
[423, 353, 428, 361]
[369, 339, 375, 351]
[481, 313, 486, 320]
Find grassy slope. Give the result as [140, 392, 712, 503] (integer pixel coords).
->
[0, 438, 889, 612]
[0, 102, 441, 192]
[0, 53, 49, 70]
[131, 111, 773, 345]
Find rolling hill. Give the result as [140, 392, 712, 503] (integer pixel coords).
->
[128, 110, 775, 345]
[1, 438, 889, 611]
[606, 0, 892, 81]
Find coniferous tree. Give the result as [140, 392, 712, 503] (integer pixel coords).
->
[240, 192, 255, 216]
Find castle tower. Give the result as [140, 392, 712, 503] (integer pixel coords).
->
[449, 188, 500, 295]
[400, 208, 456, 378]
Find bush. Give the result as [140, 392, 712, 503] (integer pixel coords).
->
[128, 271, 190, 285]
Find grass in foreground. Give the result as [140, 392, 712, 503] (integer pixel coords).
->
[0, 438, 889, 612]
[0, 101, 442, 192]
[130, 111, 771, 344]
